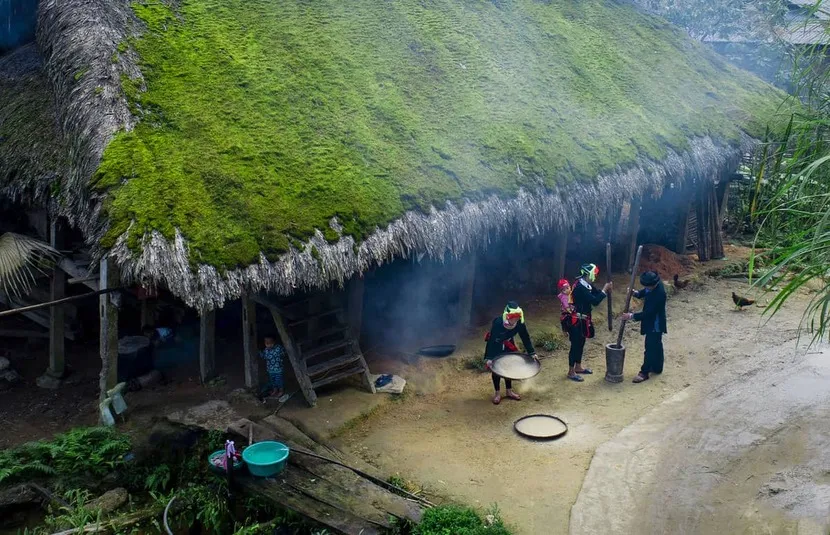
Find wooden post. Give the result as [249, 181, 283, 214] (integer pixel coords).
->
[140, 299, 153, 327]
[98, 258, 119, 403]
[553, 231, 568, 280]
[626, 196, 642, 271]
[675, 202, 691, 254]
[242, 295, 258, 390]
[48, 219, 65, 379]
[710, 183, 725, 259]
[347, 277, 365, 340]
[199, 309, 216, 384]
[458, 254, 476, 329]
[717, 179, 730, 228]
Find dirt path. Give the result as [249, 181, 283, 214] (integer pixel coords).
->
[335, 262, 815, 534]
[571, 316, 830, 534]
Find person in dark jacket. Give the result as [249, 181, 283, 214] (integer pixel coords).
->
[622, 270, 667, 383]
[483, 301, 539, 405]
[565, 263, 612, 382]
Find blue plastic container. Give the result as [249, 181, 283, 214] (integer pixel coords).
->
[208, 450, 244, 475]
[242, 441, 290, 477]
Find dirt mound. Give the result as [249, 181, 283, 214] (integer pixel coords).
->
[638, 244, 693, 279]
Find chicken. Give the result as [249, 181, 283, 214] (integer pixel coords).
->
[732, 292, 755, 310]
[673, 274, 690, 290]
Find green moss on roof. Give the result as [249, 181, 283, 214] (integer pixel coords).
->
[96, 0, 785, 269]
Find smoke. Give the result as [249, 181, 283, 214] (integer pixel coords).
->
[0, 0, 38, 55]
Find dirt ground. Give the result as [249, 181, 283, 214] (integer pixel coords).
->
[2, 243, 823, 535]
[330, 244, 822, 535]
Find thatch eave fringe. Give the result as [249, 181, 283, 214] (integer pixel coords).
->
[36, 0, 140, 243]
[109, 134, 751, 312]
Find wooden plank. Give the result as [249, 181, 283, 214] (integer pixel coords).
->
[199, 309, 216, 383]
[250, 294, 298, 321]
[626, 196, 642, 271]
[237, 476, 382, 535]
[0, 329, 49, 338]
[266, 305, 317, 406]
[98, 258, 119, 406]
[298, 326, 348, 348]
[230, 418, 422, 525]
[458, 254, 476, 329]
[311, 365, 365, 389]
[346, 277, 364, 340]
[303, 339, 352, 360]
[49, 219, 65, 379]
[288, 308, 343, 327]
[58, 258, 99, 291]
[307, 354, 361, 377]
[242, 295, 259, 390]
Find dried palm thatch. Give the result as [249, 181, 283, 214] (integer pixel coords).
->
[7, 0, 787, 311]
[0, 44, 67, 207]
[0, 232, 60, 298]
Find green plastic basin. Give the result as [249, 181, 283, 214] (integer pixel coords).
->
[242, 441, 290, 477]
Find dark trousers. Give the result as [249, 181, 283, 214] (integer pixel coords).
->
[492, 373, 512, 391]
[568, 325, 586, 367]
[640, 333, 664, 375]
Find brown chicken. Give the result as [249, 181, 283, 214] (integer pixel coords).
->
[673, 274, 690, 290]
[732, 292, 755, 310]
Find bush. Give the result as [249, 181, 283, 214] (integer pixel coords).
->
[0, 427, 131, 486]
[414, 505, 511, 535]
[532, 330, 565, 352]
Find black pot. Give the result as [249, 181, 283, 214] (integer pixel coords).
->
[417, 345, 457, 357]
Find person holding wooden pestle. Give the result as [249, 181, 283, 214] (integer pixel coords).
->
[564, 264, 612, 382]
[621, 270, 667, 383]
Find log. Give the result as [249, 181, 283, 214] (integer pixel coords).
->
[49, 505, 162, 535]
[49, 219, 65, 378]
[227, 417, 425, 533]
[242, 295, 258, 389]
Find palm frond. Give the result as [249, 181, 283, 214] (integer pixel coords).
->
[0, 232, 61, 298]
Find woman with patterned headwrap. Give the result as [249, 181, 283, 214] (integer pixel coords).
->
[564, 263, 612, 382]
[483, 301, 539, 405]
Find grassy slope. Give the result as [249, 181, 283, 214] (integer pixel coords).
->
[95, 0, 784, 269]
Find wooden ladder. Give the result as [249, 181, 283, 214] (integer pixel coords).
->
[252, 291, 375, 407]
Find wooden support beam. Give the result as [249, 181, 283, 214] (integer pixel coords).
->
[674, 191, 693, 254]
[717, 180, 730, 228]
[242, 295, 258, 390]
[263, 302, 317, 406]
[199, 309, 216, 384]
[346, 277, 365, 340]
[626, 196, 642, 271]
[0, 329, 49, 338]
[48, 219, 66, 379]
[59, 258, 99, 291]
[98, 258, 120, 405]
[710, 182, 725, 259]
[553, 231, 568, 280]
[458, 254, 476, 329]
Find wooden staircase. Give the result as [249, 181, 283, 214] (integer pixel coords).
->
[252, 291, 375, 407]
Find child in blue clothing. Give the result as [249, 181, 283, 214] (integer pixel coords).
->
[260, 334, 286, 397]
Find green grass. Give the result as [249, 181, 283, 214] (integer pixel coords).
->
[95, 0, 787, 270]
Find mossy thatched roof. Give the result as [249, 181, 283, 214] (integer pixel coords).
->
[14, 0, 789, 308]
[0, 44, 66, 205]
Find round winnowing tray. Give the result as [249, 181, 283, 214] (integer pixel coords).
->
[490, 352, 541, 380]
[513, 414, 568, 440]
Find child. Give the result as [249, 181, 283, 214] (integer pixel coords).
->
[557, 279, 574, 332]
[260, 334, 286, 397]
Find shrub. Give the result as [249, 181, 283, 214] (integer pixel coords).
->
[414, 505, 512, 535]
[0, 427, 131, 486]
